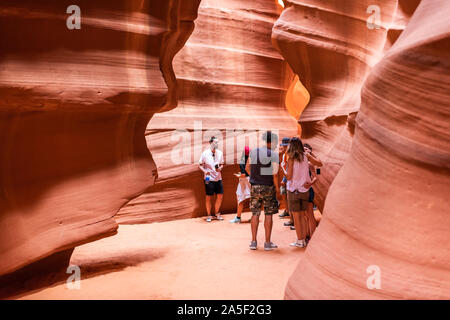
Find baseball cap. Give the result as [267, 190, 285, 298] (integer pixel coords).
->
[280, 137, 291, 146]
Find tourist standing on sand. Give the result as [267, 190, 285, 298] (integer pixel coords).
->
[278, 138, 290, 220]
[303, 143, 323, 242]
[230, 146, 251, 223]
[198, 136, 225, 222]
[286, 137, 322, 248]
[245, 131, 281, 251]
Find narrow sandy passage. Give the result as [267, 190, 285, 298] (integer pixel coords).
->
[18, 212, 308, 300]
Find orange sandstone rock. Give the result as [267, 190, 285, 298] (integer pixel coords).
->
[0, 0, 200, 277]
[285, 0, 450, 299]
[116, 0, 299, 223]
[272, 0, 420, 210]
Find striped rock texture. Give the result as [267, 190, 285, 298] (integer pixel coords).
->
[272, 0, 421, 210]
[0, 0, 201, 278]
[116, 0, 299, 223]
[284, 0, 450, 299]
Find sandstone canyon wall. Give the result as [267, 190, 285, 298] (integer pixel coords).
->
[116, 0, 299, 224]
[0, 0, 200, 278]
[272, 0, 420, 210]
[285, 0, 450, 299]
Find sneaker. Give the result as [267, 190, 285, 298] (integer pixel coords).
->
[284, 221, 294, 227]
[290, 240, 306, 248]
[216, 215, 224, 221]
[206, 216, 212, 222]
[264, 242, 278, 251]
[229, 217, 241, 223]
[278, 210, 289, 218]
[249, 241, 257, 250]
[290, 226, 296, 230]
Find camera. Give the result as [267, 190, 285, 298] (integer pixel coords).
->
[316, 168, 321, 175]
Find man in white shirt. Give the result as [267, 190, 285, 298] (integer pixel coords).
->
[198, 136, 225, 222]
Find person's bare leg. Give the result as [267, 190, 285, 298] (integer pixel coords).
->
[281, 193, 288, 212]
[215, 193, 223, 218]
[205, 195, 212, 219]
[292, 211, 302, 240]
[289, 205, 294, 224]
[237, 201, 244, 218]
[264, 214, 273, 243]
[304, 209, 311, 238]
[251, 214, 259, 241]
[299, 211, 308, 239]
[307, 202, 317, 236]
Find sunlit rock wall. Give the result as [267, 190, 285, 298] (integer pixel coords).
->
[285, 0, 450, 299]
[117, 0, 299, 223]
[272, 0, 420, 210]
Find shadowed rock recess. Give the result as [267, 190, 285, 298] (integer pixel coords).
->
[276, 0, 449, 299]
[0, 0, 201, 280]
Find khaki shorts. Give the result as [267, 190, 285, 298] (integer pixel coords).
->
[287, 190, 309, 212]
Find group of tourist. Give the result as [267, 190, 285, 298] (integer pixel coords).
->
[198, 131, 323, 250]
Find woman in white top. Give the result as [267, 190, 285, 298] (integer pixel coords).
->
[286, 137, 322, 248]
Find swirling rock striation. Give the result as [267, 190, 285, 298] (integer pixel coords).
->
[285, 0, 450, 299]
[117, 0, 299, 223]
[0, 0, 200, 280]
[272, 0, 420, 210]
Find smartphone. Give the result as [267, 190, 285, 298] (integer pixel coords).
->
[316, 168, 321, 175]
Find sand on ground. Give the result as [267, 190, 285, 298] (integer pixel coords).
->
[17, 211, 314, 300]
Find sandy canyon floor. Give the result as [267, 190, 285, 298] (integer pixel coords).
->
[15, 211, 320, 300]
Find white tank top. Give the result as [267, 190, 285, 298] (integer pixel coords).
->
[286, 155, 311, 193]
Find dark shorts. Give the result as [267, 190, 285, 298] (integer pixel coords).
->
[308, 188, 315, 203]
[287, 190, 309, 212]
[205, 180, 224, 196]
[250, 184, 279, 216]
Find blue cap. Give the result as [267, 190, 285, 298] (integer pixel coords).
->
[280, 137, 291, 146]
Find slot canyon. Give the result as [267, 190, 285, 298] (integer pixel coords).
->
[0, 0, 449, 300]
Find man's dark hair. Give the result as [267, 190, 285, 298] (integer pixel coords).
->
[304, 143, 312, 151]
[262, 131, 278, 145]
[209, 136, 217, 143]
